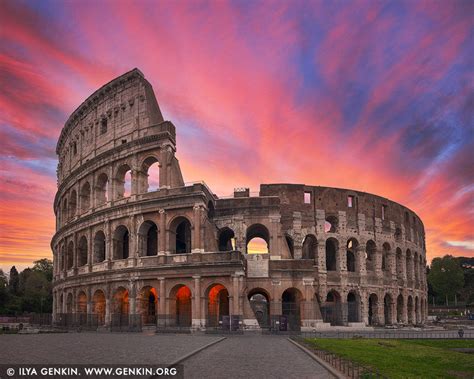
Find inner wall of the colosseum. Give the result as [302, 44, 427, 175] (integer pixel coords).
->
[52, 70, 428, 330]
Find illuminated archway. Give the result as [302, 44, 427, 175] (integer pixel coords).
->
[206, 284, 229, 327]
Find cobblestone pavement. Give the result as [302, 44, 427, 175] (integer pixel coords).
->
[183, 334, 331, 379]
[0, 332, 220, 364]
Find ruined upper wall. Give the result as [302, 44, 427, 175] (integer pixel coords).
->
[56, 69, 167, 184]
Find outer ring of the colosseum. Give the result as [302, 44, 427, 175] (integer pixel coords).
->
[51, 68, 428, 331]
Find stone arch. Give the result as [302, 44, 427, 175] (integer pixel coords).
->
[77, 291, 87, 314]
[322, 290, 343, 326]
[406, 249, 413, 281]
[92, 289, 106, 325]
[396, 247, 403, 279]
[113, 225, 129, 260]
[407, 295, 414, 324]
[397, 294, 404, 323]
[285, 234, 295, 258]
[218, 227, 235, 251]
[384, 293, 394, 325]
[248, 288, 270, 328]
[67, 241, 74, 270]
[140, 156, 160, 193]
[282, 287, 303, 331]
[115, 163, 132, 199]
[112, 287, 129, 315]
[93, 231, 106, 263]
[95, 172, 109, 205]
[382, 242, 391, 272]
[368, 293, 378, 326]
[169, 284, 192, 327]
[62, 198, 68, 222]
[80, 182, 91, 212]
[325, 215, 338, 233]
[207, 200, 215, 220]
[365, 240, 376, 272]
[246, 223, 270, 254]
[347, 291, 360, 323]
[325, 238, 338, 271]
[69, 190, 77, 218]
[66, 292, 73, 314]
[169, 216, 192, 254]
[206, 283, 230, 327]
[346, 238, 359, 272]
[78, 235, 88, 266]
[415, 296, 420, 324]
[302, 234, 317, 260]
[137, 286, 158, 325]
[138, 220, 158, 256]
[414, 252, 419, 284]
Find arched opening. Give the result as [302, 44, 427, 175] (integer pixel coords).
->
[92, 290, 106, 325]
[112, 287, 129, 316]
[218, 227, 235, 251]
[207, 201, 215, 220]
[415, 296, 420, 324]
[207, 284, 229, 327]
[246, 224, 270, 254]
[93, 231, 106, 263]
[62, 198, 68, 222]
[170, 217, 192, 254]
[138, 286, 157, 325]
[113, 225, 129, 260]
[116, 164, 132, 199]
[78, 236, 88, 266]
[407, 296, 414, 324]
[67, 241, 74, 270]
[96, 173, 109, 205]
[138, 221, 158, 256]
[141, 156, 160, 193]
[325, 215, 338, 233]
[414, 252, 419, 284]
[66, 293, 73, 314]
[80, 182, 91, 213]
[322, 290, 343, 326]
[282, 288, 302, 331]
[397, 294, 404, 323]
[346, 238, 359, 272]
[325, 238, 338, 271]
[302, 234, 317, 260]
[172, 285, 192, 327]
[69, 190, 77, 218]
[285, 235, 294, 258]
[77, 291, 87, 325]
[396, 247, 403, 279]
[366, 240, 376, 272]
[368, 293, 378, 326]
[406, 249, 413, 281]
[382, 243, 391, 272]
[248, 290, 270, 328]
[384, 294, 393, 325]
[347, 292, 359, 323]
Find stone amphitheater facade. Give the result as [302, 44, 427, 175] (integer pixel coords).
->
[51, 69, 427, 331]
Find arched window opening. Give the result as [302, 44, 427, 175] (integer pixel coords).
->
[285, 235, 294, 258]
[171, 218, 191, 254]
[368, 294, 378, 326]
[142, 157, 160, 193]
[406, 249, 413, 281]
[92, 290, 106, 325]
[66, 293, 73, 314]
[382, 243, 391, 272]
[207, 201, 215, 220]
[78, 236, 88, 266]
[93, 231, 106, 263]
[347, 292, 359, 322]
[396, 248, 403, 278]
[384, 294, 394, 325]
[100, 118, 107, 134]
[77, 292, 87, 314]
[322, 290, 342, 326]
[116, 164, 132, 199]
[282, 288, 302, 331]
[346, 250, 355, 272]
[69, 190, 77, 218]
[394, 227, 402, 241]
[365, 240, 376, 272]
[325, 238, 338, 271]
[62, 199, 68, 222]
[138, 286, 157, 325]
[397, 294, 404, 323]
[80, 182, 91, 213]
[138, 221, 158, 256]
[113, 225, 129, 260]
[248, 290, 270, 328]
[207, 284, 229, 327]
[346, 238, 359, 272]
[67, 241, 74, 270]
[112, 287, 129, 316]
[96, 173, 109, 205]
[246, 224, 270, 254]
[324, 215, 338, 233]
[302, 234, 317, 260]
[407, 296, 414, 324]
[218, 227, 235, 251]
[172, 285, 192, 327]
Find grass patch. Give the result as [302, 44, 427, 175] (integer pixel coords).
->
[303, 338, 474, 378]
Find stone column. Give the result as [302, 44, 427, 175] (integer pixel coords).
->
[192, 275, 202, 328]
[192, 205, 203, 252]
[158, 209, 166, 254]
[88, 228, 93, 272]
[232, 274, 239, 315]
[292, 212, 302, 259]
[157, 277, 166, 326]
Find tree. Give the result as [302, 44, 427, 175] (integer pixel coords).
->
[32, 259, 53, 282]
[8, 266, 19, 295]
[0, 269, 9, 313]
[428, 255, 464, 306]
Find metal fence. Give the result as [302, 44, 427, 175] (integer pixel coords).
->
[205, 315, 243, 334]
[298, 329, 474, 339]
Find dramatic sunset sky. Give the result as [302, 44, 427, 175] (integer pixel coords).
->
[0, 0, 472, 272]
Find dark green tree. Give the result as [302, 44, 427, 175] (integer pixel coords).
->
[32, 259, 53, 282]
[0, 269, 9, 313]
[428, 255, 464, 305]
[8, 266, 19, 295]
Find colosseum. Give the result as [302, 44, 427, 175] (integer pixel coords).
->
[51, 68, 427, 331]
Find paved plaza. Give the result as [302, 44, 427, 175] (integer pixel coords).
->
[0, 332, 331, 378]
